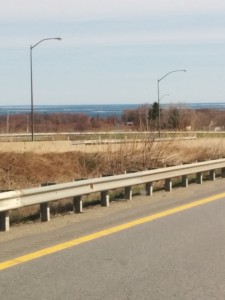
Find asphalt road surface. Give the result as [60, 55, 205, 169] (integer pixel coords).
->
[1, 179, 225, 299]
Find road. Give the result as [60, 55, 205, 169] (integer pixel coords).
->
[1, 179, 225, 299]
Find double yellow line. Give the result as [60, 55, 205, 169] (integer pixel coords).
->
[1, 191, 225, 271]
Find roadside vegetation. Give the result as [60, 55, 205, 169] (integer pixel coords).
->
[2, 103, 225, 133]
[2, 104, 225, 225]
[1, 137, 224, 225]
[1, 138, 225, 191]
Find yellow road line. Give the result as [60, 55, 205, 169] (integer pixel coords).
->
[1, 191, 225, 271]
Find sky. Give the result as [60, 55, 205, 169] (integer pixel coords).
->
[1, 0, 225, 106]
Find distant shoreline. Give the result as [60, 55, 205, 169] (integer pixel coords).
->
[1, 103, 225, 117]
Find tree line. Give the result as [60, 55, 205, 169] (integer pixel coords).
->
[0, 103, 225, 133]
[122, 102, 225, 131]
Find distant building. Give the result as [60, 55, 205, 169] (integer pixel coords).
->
[126, 122, 134, 126]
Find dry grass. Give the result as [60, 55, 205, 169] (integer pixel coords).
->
[2, 137, 225, 225]
[1, 138, 225, 190]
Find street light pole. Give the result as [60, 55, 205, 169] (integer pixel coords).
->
[30, 45, 34, 141]
[157, 69, 186, 138]
[30, 37, 62, 141]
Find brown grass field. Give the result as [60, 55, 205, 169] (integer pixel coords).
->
[1, 138, 225, 190]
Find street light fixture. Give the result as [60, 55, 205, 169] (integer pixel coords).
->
[30, 37, 62, 141]
[157, 69, 186, 138]
[159, 93, 169, 101]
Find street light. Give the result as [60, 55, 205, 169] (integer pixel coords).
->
[157, 69, 186, 138]
[159, 93, 169, 101]
[30, 37, 62, 141]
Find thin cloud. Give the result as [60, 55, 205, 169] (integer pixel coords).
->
[2, 28, 224, 50]
[65, 29, 225, 47]
[1, 0, 225, 21]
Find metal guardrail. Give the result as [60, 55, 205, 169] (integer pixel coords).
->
[70, 136, 197, 145]
[0, 131, 196, 142]
[1, 158, 225, 231]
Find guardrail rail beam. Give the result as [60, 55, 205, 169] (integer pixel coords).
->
[1, 159, 225, 232]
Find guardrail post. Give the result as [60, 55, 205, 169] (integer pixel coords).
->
[210, 170, 216, 181]
[0, 211, 10, 231]
[165, 178, 172, 192]
[125, 186, 132, 200]
[182, 175, 188, 187]
[197, 172, 203, 184]
[101, 191, 110, 207]
[40, 202, 50, 222]
[222, 168, 225, 178]
[73, 196, 83, 213]
[146, 182, 153, 196]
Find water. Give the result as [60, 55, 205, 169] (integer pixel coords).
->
[0, 104, 139, 117]
[0, 103, 225, 117]
[169, 102, 225, 110]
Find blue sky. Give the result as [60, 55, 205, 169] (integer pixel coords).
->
[1, 0, 225, 105]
